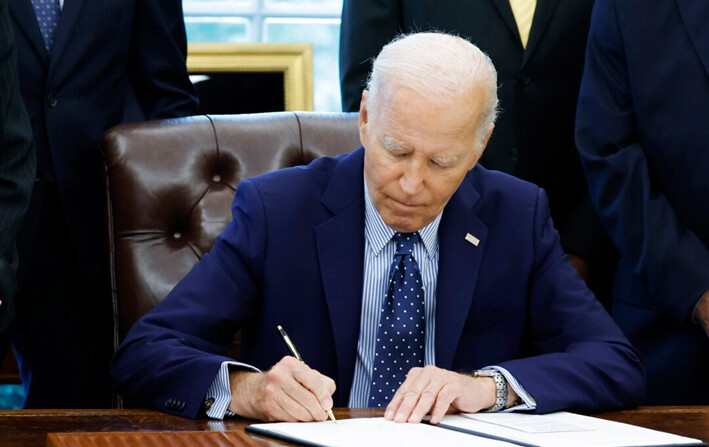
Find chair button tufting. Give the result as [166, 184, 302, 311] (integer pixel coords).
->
[212, 174, 221, 183]
[173, 232, 182, 240]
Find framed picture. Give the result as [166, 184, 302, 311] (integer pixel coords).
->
[186, 43, 314, 114]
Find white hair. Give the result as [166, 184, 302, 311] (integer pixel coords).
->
[366, 32, 499, 149]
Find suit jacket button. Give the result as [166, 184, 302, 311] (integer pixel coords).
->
[46, 94, 58, 108]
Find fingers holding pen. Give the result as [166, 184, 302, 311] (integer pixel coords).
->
[229, 356, 336, 422]
[290, 359, 336, 415]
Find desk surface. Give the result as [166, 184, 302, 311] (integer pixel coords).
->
[1, 407, 707, 447]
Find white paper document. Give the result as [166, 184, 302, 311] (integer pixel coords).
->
[439, 412, 704, 447]
[247, 412, 705, 447]
[247, 417, 515, 447]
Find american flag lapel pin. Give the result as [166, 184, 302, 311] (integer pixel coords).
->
[465, 233, 480, 247]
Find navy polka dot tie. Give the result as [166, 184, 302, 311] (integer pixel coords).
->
[31, 0, 61, 53]
[369, 232, 425, 407]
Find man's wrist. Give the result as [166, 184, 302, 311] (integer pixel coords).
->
[227, 369, 259, 417]
[473, 369, 507, 412]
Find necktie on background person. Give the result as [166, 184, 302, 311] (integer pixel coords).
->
[369, 232, 426, 407]
[31, 0, 61, 53]
[509, 0, 537, 49]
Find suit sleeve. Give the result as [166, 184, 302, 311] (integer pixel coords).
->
[339, 0, 401, 112]
[575, 0, 709, 323]
[0, 0, 35, 331]
[111, 179, 267, 419]
[499, 188, 645, 413]
[127, 0, 198, 119]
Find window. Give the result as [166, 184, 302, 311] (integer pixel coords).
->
[183, 0, 343, 112]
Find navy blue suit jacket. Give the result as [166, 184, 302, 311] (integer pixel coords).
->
[9, 0, 198, 408]
[112, 148, 644, 418]
[576, 0, 709, 404]
[0, 0, 34, 333]
[10, 0, 198, 280]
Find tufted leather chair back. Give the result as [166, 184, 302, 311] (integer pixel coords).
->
[101, 112, 361, 356]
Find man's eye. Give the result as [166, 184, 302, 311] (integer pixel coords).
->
[431, 160, 447, 169]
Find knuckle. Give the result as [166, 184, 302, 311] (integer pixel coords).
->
[326, 377, 337, 392]
[265, 370, 282, 386]
[420, 389, 438, 401]
[423, 365, 439, 374]
[436, 390, 453, 404]
[404, 388, 421, 399]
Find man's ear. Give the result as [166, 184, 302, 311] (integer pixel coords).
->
[481, 122, 495, 151]
[468, 123, 495, 170]
[358, 90, 370, 147]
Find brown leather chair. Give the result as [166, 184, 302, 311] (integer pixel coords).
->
[101, 112, 360, 373]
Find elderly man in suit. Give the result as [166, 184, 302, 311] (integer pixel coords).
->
[576, 0, 709, 404]
[0, 0, 34, 357]
[112, 33, 643, 422]
[9, 0, 198, 408]
[339, 0, 618, 308]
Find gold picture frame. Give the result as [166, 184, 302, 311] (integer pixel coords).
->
[186, 43, 314, 112]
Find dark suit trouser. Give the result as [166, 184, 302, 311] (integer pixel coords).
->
[613, 300, 709, 405]
[12, 182, 112, 408]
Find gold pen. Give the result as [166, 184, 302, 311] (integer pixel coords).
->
[277, 325, 336, 423]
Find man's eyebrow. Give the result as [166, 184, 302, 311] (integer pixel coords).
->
[432, 155, 460, 165]
[382, 137, 406, 152]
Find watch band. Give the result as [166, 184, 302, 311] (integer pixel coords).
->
[473, 369, 508, 412]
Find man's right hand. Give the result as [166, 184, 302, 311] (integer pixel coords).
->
[227, 356, 336, 421]
[695, 290, 709, 338]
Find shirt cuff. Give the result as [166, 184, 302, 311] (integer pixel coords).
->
[484, 366, 537, 412]
[204, 361, 261, 419]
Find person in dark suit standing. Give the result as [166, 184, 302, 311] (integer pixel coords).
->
[575, 0, 709, 404]
[0, 0, 34, 359]
[9, 0, 198, 408]
[339, 0, 616, 306]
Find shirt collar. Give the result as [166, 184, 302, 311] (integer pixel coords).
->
[364, 176, 441, 259]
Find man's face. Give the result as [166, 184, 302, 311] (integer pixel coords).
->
[359, 83, 493, 233]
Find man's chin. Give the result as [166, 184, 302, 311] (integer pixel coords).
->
[384, 215, 422, 233]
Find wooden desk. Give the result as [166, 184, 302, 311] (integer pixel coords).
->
[1, 407, 707, 447]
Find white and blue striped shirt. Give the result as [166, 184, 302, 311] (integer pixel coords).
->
[205, 178, 535, 418]
[347, 179, 441, 406]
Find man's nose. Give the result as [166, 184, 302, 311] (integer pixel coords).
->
[399, 162, 425, 195]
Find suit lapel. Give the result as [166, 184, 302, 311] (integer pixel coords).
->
[48, 0, 87, 70]
[315, 148, 366, 403]
[675, 0, 709, 79]
[9, 0, 49, 65]
[522, 0, 560, 67]
[490, 0, 522, 44]
[434, 174, 487, 370]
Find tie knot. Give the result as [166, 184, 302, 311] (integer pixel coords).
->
[394, 232, 418, 256]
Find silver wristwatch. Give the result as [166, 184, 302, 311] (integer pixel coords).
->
[473, 369, 508, 412]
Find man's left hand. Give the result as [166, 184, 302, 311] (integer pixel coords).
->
[384, 365, 515, 424]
